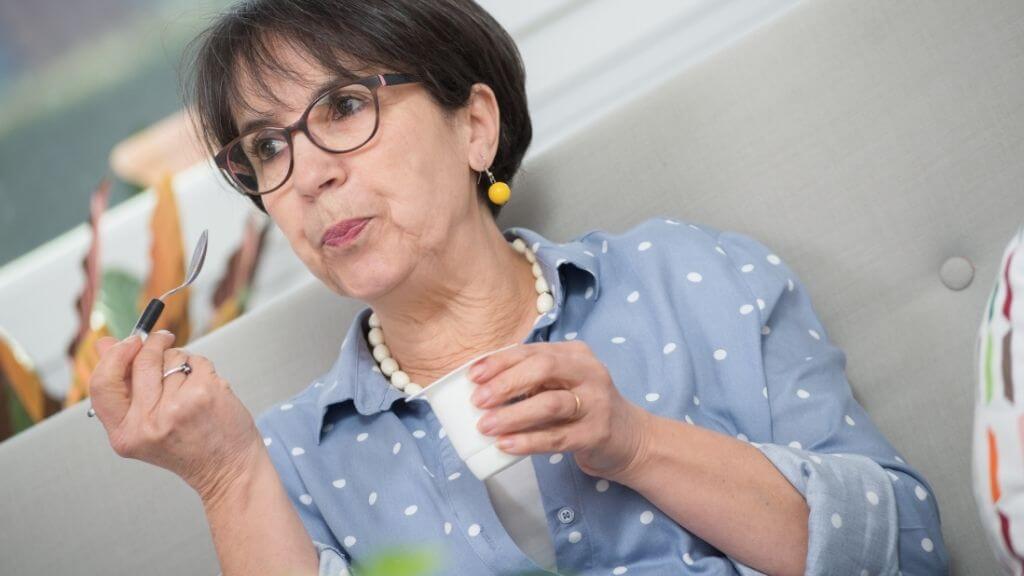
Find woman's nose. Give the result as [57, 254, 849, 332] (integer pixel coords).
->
[289, 131, 348, 200]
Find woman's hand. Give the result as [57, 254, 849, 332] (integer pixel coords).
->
[468, 340, 654, 482]
[88, 331, 262, 505]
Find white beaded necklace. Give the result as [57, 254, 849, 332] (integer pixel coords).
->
[366, 237, 553, 395]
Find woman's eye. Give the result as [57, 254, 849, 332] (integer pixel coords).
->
[253, 138, 286, 161]
[331, 95, 367, 119]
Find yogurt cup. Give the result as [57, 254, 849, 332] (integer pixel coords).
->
[404, 343, 525, 480]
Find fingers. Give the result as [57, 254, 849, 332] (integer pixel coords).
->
[129, 331, 177, 415]
[477, 389, 584, 437]
[471, 343, 587, 409]
[493, 419, 589, 455]
[88, 335, 144, 427]
[94, 336, 118, 357]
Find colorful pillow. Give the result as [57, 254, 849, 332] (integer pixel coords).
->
[974, 224, 1024, 574]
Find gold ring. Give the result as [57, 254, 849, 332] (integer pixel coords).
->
[571, 391, 582, 419]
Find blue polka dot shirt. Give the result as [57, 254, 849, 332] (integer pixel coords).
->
[255, 216, 949, 575]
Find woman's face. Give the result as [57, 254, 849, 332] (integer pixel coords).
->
[231, 45, 496, 301]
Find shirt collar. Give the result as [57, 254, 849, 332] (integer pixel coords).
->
[313, 224, 601, 443]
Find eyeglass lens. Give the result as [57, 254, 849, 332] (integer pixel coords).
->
[225, 82, 377, 194]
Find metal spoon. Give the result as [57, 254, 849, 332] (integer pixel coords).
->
[86, 229, 208, 418]
[130, 228, 209, 342]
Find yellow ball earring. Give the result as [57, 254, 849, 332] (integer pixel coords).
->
[483, 167, 511, 206]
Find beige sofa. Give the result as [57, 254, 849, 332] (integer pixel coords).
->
[2, 1, 1021, 574]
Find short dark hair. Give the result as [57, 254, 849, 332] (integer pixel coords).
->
[181, 0, 532, 219]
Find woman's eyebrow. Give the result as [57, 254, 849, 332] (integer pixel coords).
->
[237, 115, 278, 135]
[236, 74, 358, 134]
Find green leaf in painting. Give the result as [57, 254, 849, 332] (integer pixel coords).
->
[98, 268, 142, 340]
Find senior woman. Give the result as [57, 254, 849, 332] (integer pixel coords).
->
[87, 1, 948, 575]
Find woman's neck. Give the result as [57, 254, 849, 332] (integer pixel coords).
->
[366, 218, 541, 386]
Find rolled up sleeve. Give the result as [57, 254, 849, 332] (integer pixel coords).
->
[719, 231, 949, 576]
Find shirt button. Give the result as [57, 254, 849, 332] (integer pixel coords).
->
[557, 506, 576, 524]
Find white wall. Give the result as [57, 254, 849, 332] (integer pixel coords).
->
[0, 0, 802, 398]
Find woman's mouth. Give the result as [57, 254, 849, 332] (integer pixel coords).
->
[322, 217, 371, 248]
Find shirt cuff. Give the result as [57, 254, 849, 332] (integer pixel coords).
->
[313, 540, 352, 576]
[755, 443, 900, 575]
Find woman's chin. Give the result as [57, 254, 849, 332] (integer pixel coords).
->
[323, 267, 396, 303]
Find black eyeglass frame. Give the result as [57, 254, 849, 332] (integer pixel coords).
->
[214, 72, 419, 196]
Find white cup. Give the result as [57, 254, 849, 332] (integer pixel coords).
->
[404, 343, 525, 480]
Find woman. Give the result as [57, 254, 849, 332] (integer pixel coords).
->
[87, 1, 948, 574]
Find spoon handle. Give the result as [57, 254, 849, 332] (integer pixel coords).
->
[130, 298, 165, 342]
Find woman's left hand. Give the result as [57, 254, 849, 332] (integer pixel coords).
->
[468, 340, 654, 482]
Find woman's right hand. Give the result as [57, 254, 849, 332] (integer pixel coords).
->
[88, 331, 263, 505]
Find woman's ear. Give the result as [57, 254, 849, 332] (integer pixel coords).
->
[465, 83, 501, 171]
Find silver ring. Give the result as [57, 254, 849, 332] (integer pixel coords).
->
[163, 361, 192, 379]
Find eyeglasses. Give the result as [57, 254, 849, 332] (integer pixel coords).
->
[214, 73, 419, 196]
